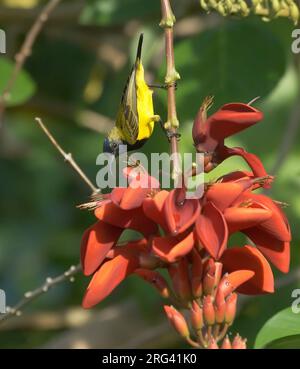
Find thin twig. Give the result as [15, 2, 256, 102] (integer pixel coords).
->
[160, 0, 181, 178]
[35, 117, 98, 193]
[0, 0, 62, 130]
[0, 264, 81, 324]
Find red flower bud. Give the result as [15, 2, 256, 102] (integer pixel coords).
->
[214, 262, 223, 288]
[221, 336, 232, 349]
[232, 334, 247, 349]
[217, 270, 254, 297]
[169, 258, 192, 302]
[190, 301, 204, 331]
[191, 249, 203, 298]
[203, 260, 223, 295]
[203, 273, 215, 296]
[164, 305, 190, 338]
[207, 337, 219, 349]
[225, 293, 238, 325]
[203, 295, 215, 325]
[215, 289, 226, 324]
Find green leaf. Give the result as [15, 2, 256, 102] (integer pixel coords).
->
[0, 57, 36, 106]
[163, 21, 286, 122]
[255, 307, 300, 348]
[263, 335, 300, 349]
[80, 0, 159, 26]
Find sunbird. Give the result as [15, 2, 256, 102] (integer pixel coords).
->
[103, 34, 161, 157]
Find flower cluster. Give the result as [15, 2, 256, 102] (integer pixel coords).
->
[199, 0, 299, 25]
[80, 102, 291, 349]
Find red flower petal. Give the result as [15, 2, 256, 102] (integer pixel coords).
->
[194, 103, 263, 152]
[221, 245, 274, 295]
[195, 201, 228, 259]
[205, 181, 252, 212]
[111, 174, 160, 210]
[219, 146, 269, 187]
[238, 193, 291, 242]
[152, 232, 195, 263]
[142, 190, 169, 231]
[244, 227, 290, 273]
[81, 221, 123, 276]
[218, 170, 254, 183]
[224, 206, 272, 234]
[135, 269, 170, 298]
[208, 103, 263, 142]
[95, 201, 158, 236]
[191, 249, 203, 298]
[168, 258, 192, 301]
[82, 247, 140, 308]
[163, 188, 201, 235]
[110, 187, 126, 207]
[217, 270, 255, 297]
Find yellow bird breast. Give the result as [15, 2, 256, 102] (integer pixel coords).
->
[136, 62, 155, 141]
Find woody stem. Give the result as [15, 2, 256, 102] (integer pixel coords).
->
[160, 0, 181, 179]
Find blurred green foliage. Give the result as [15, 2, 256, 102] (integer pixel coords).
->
[0, 57, 36, 106]
[0, 0, 299, 348]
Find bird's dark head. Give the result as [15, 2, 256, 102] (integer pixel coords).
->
[103, 137, 114, 154]
[103, 138, 127, 157]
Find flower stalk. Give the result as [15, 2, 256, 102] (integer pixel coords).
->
[160, 0, 181, 178]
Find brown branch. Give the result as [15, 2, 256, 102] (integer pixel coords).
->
[0, 1, 84, 25]
[0, 264, 81, 324]
[35, 117, 98, 193]
[0, 0, 62, 130]
[160, 0, 181, 179]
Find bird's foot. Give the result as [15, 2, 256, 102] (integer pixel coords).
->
[166, 131, 181, 142]
[148, 82, 177, 90]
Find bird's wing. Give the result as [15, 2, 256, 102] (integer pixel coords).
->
[116, 66, 139, 145]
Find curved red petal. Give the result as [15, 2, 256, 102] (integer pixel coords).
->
[222, 270, 255, 296]
[208, 103, 263, 142]
[224, 206, 272, 234]
[95, 201, 158, 236]
[205, 181, 252, 212]
[82, 252, 139, 308]
[195, 202, 228, 259]
[135, 269, 170, 298]
[152, 232, 195, 263]
[168, 258, 192, 301]
[81, 220, 123, 276]
[238, 193, 291, 242]
[164, 188, 201, 235]
[220, 146, 270, 187]
[110, 187, 126, 207]
[221, 245, 274, 295]
[111, 174, 160, 210]
[143, 190, 169, 231]
[218, 170, 254, 183]
[244, 227, 290, 273]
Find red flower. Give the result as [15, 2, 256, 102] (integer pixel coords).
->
[82, 239, 148, 308]
[221, 245, 274, 294]
[194, 201, 228, 259]
[201, 175, 291, 272]
[192, 101, 269, 184]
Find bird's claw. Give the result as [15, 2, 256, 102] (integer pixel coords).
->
[148, 82, 177, 90]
